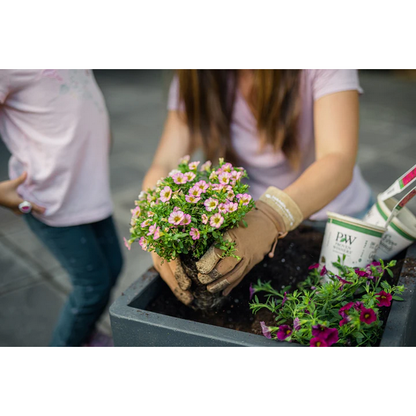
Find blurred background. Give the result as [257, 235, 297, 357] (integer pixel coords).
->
[1, 69, 415, 346]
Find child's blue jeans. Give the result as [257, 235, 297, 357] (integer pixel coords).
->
[24, 215, 123, 346]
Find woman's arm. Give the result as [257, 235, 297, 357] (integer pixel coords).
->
[283, 90, 359, 218]
[142, 110, 194, 191]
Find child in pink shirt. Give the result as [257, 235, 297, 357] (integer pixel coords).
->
[0, 70, 122, 346]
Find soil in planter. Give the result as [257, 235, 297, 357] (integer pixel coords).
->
[146, 224, 405, 337]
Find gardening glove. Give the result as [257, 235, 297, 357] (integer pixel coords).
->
[151, 252, 194, 306]
[196, 187, 304, 296]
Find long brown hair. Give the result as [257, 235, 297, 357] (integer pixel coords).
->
[176, 70, 302, 169]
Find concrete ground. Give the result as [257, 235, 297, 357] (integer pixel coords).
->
[0, 70, 415, 346]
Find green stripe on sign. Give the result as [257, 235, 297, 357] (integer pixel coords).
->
[330, 219, 384, 237]
[399, 178, 405, 189]
[376, 202, 415, 241]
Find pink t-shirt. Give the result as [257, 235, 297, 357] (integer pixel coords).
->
[167, 70, 371, 220]
[0, 70, 113, 226]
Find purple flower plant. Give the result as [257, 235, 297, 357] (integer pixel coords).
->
[310, 337, 328, 347]
[376, 290, 392, 307]
[249, 283, 256, 301]
[277, 325, 292, 341]
[308, 263, 319, 270]
[311, 325, 339, 346]
[360, 307, 377, 324]
[260, 321, 271, 339]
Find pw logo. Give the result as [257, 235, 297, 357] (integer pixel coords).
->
[336, 232, 357, 245]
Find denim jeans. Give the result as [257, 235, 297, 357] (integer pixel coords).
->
[24, 215, 123, 346]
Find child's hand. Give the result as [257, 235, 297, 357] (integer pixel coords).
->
[0, 172, 46, 215]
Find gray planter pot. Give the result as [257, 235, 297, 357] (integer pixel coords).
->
[110, 245, 416, 347]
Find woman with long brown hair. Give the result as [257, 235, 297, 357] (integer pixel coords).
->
[142, 70, 372, 305]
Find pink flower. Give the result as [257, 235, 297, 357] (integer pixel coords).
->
[138, 237, 147, 251]
[181, 214, 191, 226]
[209, 171, 217, 181]
[236, 193, 252, 205]
[184, 171, 196, 182]
[260, 321, 272, 339]
[153, 227, 161, 240]
[201, 214, 208, 224]
[308, 263, 320, 270]
[173, 172, 188, 185]
[123, 237, 131, 251]
[147, 223, 157, 236]
[159, 186, 172, 202]
[185, 195, 201, 204]
[168, 210, 185, 225]
[130, 206, 141, 218]
[204, 198, 218, 212]
[141, 219, 151, 227]
[179, 155, 190, 164]
[168, 169, 181, 177]
[230, 170, 239, 179]
[200, 161, 212, 172]
[195, 180, 209, 192]
[226, 188, 235, 200]
[277, 325, 292, 341]
[320, 266, 327, 276]
[218, 171, 231, 185]
[221, 163, 233, 173]
[188, 161, 200, 170]
[147, 211, 155, 217]
[188, 186, 202, 197]
[210, 213, 224, 228]
[210, 183, 224, 191]
[190, 228, 200, 240]
[218, 203, 229, 214]
[227, 202, 238, 212]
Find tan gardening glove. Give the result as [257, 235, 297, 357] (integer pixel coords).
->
[195, 187, 304, 296]
[151, 252, 194, 306]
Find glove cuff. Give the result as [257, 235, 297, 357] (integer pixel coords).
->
[259, 186, 303, 231]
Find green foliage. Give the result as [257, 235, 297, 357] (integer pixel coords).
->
[250, 259, 404, 347]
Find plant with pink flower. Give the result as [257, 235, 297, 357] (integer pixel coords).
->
[125, 157, 254, 264]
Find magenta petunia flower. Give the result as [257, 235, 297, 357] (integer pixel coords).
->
[249, 283, 256, 300]
[159, 186, 172, 203]
[195, 180, 209, 192]
[339, 302, 354, 317]
[181, 214, 191, 226]
[218, 203, 229, 214]
[339, 316, 351, 327]
[308, 263, 319, 270]
[293, 318, 301, 331]
[123, 237, 131, 251]
[354, 301, 364, 311]
[138, 237, 147, 251]
[204, 198, 218, 212]
[376, 290, 392, 307]
[277, 325, 292, 340]
[310, 337, 328, 347]
[320, 266, 327, 276]
[201, 214, 208, 224]
[188, 161, 200, 170]
[227, 202, 238, 212]
[184, 171, 196, 182]
[336, 275, 352, 290]
[210, 213, 224, 228]
[172, 172, 188, 185]
[185, 195, 201, 204]
[189, 228, 200, 240]
[168, 210, 185, 225]
[355, 270, 369, 277]
[260, 321, 272, 339]
[310, 326, 338, 345]
[199, 161, 212, 172]
[360, 307, 377, 324]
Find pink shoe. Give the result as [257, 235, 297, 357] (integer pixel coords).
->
[83, 331, 114, 347]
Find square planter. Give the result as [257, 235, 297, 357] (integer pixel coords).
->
[110, 245, 416, 347]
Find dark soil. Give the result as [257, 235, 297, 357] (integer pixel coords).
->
[146, 225, 405, 338]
